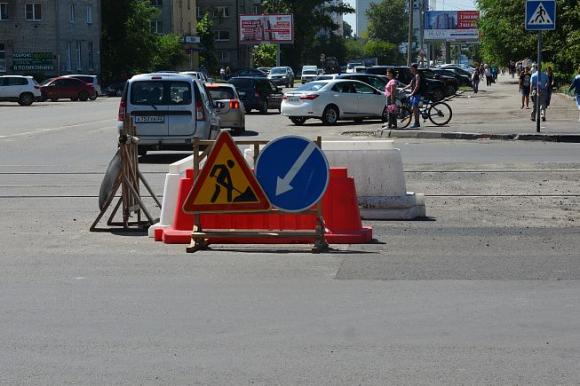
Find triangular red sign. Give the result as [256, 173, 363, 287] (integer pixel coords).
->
[182, 131, 270, 213]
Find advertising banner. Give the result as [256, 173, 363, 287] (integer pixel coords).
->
[239, 14, 293, 44]
[424, 10, 479, 41]
[11, 52, 55, 71]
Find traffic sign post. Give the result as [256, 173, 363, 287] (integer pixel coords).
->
[183, 133, 330, 253]
[526, 0, 556, 133]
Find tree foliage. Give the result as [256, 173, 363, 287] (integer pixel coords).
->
[252, 44, 278, 67]
[364, 40, 398, 64]
[196, 12, 218, 74]
[366, 0, 408, 46]
[478, 0, 580, 76]
[261, 0, 354, 70]
[153, 34, 188, 71]
[343, 21, 353, 39]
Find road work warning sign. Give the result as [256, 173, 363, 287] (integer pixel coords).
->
[182, 131, 270, 213]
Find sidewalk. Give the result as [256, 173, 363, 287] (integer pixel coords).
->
[376, 74, 580, 142]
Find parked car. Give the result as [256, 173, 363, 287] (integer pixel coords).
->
[227, 68, 267, 79]
[281, 79, 388, 126]
[62, 74, 101, 99]
[433, 68, 472, 88]
[301, 65, 318, 83]
[117, 73, 220, 155]
[104, 81, 127, 97]
[346, 62, 362, 73]
[179, 71, 209, 83]
[336, 73, 388, 91]
[268, 66, 295, 87]
[315, 74, 339, 81]
[419, 68, 459, 96]
[40, 76, 96, 102]
[392, 66, 446, 101]
[205, 83, 245, 136]
[228, 76, 283, 114]
[257, 66, 272, 75]
[0, 75, 41, 106]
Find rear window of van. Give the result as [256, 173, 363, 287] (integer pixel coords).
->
[130, 81, 192, 105]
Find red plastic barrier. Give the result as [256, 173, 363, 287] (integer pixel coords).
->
[156, 167, 372, 244]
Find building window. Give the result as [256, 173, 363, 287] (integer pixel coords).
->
[86, 5, 92, 24]
[218, 51, 230, 63]
[196, 6, 202, 19]
[151, 0, 162, 7]
[25, 3, 42, 21]
[151, 20, 163, 33]
[66, 42, 72, 71]
[76, 41, 82, 70]
[0, 43, 5, 72]
[0, 3, 8, 20]
[69, 3, 75, 23]
[253, 4, 261, 15]
[187, 0, 190, 10]
[215, 31, 230, 41]
[214, 6, 230, 18]
[88, 41, 94, 69]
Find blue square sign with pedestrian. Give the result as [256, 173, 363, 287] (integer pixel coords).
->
[526, 0, 556, 30]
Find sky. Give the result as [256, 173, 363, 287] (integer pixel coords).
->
[343, 0, 477, 34]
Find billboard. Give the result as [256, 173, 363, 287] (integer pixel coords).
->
[424, 11, 479, 41]
[239, 14, 294, 44]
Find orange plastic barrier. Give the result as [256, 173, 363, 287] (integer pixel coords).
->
[154, 167, 372, 244]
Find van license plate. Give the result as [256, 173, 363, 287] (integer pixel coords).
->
[135, 115, 165, 123]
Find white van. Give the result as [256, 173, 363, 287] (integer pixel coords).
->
[301, 65, 318, 83]
[117, 73, 220, 155]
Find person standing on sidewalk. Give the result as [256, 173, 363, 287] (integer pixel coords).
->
[569, 67, 580, 121]
[472, 68, 480, 93]
[519, 66, 531, 109]
[530, 64, 549, 121]
[384, 68, 398, 129]
[403, 63, 423, 129]
[546, 66, 554, 108]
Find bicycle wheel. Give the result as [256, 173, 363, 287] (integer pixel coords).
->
[397, 105, 413, 129]
[427, 102, 452, 126]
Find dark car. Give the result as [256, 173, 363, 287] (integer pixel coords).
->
[433, 68, 472, 88]
[336, 73, 388, 91]
[228, 76, 283, 114]
[392, 66, 446, 101]
[226, 68, 267, 80]
[40, 76, 96, 102]
[419, 68, 459, 96]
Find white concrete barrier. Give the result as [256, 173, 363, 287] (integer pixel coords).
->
[245, 140, 426, 220]
[150, 140, 426, 238]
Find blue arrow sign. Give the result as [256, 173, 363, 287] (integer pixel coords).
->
[526, 0, 556, 31]
[255, 136, 329, 213]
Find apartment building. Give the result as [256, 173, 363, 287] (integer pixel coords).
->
[0, 0, 101, 76]
[196, 0, 262, 68]
[150, 0, 200, 69]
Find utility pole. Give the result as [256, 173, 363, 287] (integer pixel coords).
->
[407, 0, 413, 66]
[419, 0, 425, 67]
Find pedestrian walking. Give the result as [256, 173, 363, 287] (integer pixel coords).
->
[519, 66, 531, 109]
[569, 66, 580, 121]
[471, 68, 480, 93]
[546, 66, 554, 108]
[485, 64, 493, 86]
[530, 64, 549, 121]
[219, 67, 226, 80]
[384, 68, 398, 129]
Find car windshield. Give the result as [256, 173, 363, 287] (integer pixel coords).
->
[296, 82, 327, 92]
[229, 78, 253, 89]
[208, 87, 236, 100]
[270, 68, 287, 74]
[303, 70, 317, 75]
[130, 81, 192, 105]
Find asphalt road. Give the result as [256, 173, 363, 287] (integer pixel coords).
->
[1, 97, 580, 384]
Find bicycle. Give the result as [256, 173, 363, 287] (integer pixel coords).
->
[397, 94, 453, 128]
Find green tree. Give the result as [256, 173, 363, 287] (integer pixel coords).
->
[343, 21, 353, 39]
[345, 38, 365, 62]
[366, 0, 408, 46]
[261, 0, 354, 70]
[196, 12, 218, 74]
[153, 34, 188, 71]
[252, 44, 277, 67]
[364, 40, 398, 64]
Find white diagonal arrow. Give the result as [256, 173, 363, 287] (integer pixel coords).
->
[275, 141, 317, 196]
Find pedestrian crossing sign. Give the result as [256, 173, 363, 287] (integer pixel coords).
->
[182, 131, 270, 213]
[526, 0, 556, 30]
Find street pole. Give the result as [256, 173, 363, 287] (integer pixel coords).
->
[276, 44, 281, 67]
[419, 0, 424, 66]
[536, 31, 542, 133]
[407, 0, 413, 66]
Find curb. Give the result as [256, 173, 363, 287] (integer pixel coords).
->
[349, 129, 580, 143]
